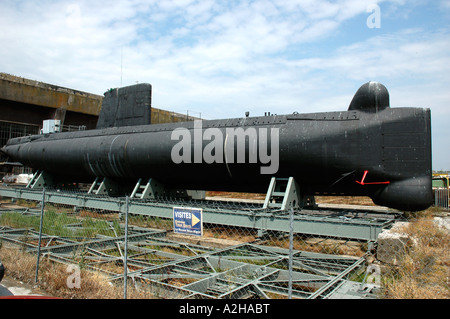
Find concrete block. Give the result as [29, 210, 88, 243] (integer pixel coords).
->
[376, 222, 410, 265]
[433, 217, 450, 232]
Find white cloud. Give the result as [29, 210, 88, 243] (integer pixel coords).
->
[1, 1, 447, 108]
[307, 30, 450, 82]
[0, 0, 449, 168]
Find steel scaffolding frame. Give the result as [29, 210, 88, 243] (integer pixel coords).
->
[0, 185, 391, 298]
[0, 223, 379, 299]
[0, 186, 395, 241]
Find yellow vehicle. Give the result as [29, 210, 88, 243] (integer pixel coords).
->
[432, 173, 449, 189]
[433, 173, 449, 210]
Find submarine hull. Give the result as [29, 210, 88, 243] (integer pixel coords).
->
[2, 105, 432, 211]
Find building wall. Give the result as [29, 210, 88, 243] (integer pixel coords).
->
[0, 73, 103, 115]
[151, 107, 200, 124]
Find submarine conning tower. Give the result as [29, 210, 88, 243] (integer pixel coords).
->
[348, 81, 390, 113]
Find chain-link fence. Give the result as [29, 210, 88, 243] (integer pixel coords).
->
[0, 186, 448, 299]
[435, 188, 449, 211]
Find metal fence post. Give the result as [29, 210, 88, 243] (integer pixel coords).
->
[288, 208, 294, 299]
[34, 188, 45, 284]
[123, 195, 129, 299]
[435, 188, 449, 210]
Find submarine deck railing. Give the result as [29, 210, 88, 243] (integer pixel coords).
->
[0, 185, 396, 242]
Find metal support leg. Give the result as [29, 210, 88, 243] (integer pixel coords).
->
[27, 170, 54, 189]
[88, 177, 119, 196]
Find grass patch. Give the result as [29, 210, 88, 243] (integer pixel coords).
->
[0, 210, 123, 239]
[382, 214, 449, 299]
[0, 244, 154, 299]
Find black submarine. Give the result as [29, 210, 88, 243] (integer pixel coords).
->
[1, 82, 432, 211]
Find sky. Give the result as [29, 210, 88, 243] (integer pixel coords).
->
[0, 0, 449, 170]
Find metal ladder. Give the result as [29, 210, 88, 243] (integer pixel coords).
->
[263, 177, 301, 211]
[130, 178, 165, 199]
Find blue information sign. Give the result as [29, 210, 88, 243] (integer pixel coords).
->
[173, 207, 203, 236]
